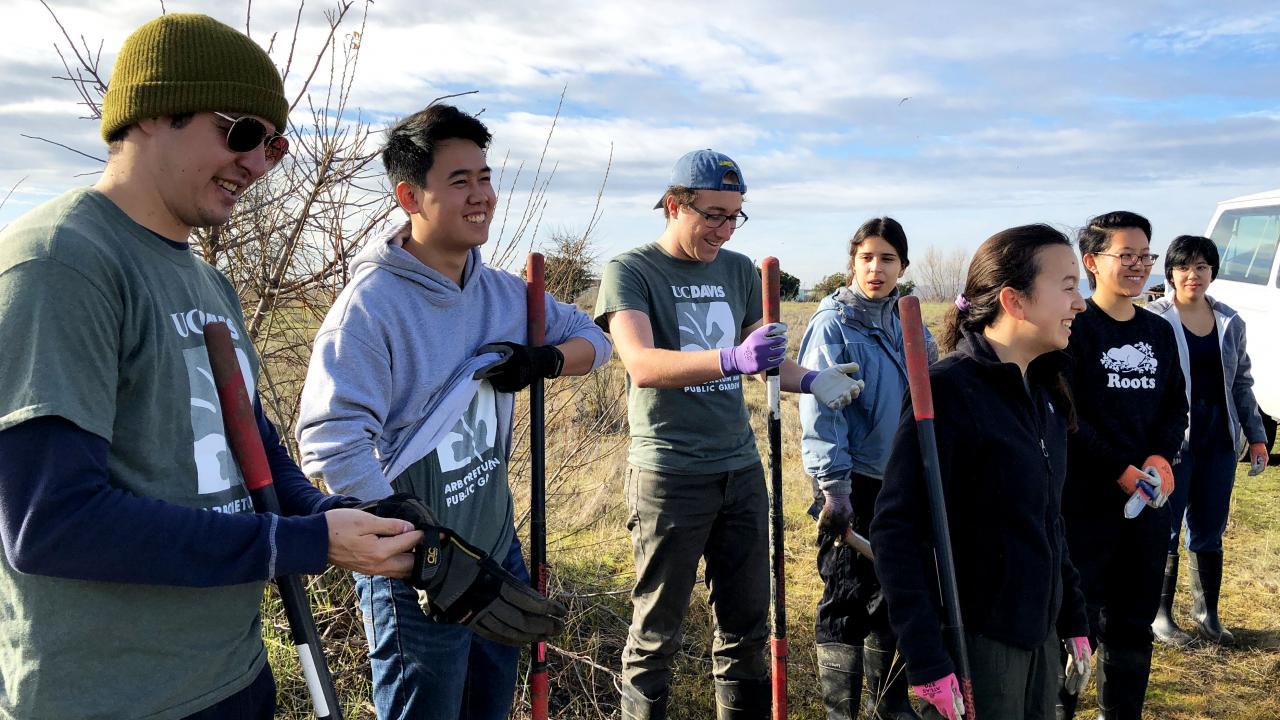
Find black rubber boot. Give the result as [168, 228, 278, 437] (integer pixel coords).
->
[1095, 643, 1151, 720]
[714, 677, 771, 720]
[862, 632, 921, 720]
[620, 683, 669, 720]
[817, 643, 863, 719]
[1190, 550, 1235, 644]
[1151, 553, 1194, 647]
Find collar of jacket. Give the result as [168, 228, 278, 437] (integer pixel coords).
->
[954, 328, 1069, 390]
[832, 285, 899, 333]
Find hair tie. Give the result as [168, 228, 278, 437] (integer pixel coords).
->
[954, 293, 971, 312]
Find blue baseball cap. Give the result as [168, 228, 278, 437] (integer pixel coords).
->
[654, 149, 747, 209]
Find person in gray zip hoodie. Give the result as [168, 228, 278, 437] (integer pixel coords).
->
[297, 104, 611, 720]
[1146, 234, 1267, 648]
[798, 218, 935, 720]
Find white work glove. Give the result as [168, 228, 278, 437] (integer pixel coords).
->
[802, 362, 864, 410]
[1062, 636, 1092, 695]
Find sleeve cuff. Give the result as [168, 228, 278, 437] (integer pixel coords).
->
[272, 513, 330, 577]
[815, 474, 852, 495]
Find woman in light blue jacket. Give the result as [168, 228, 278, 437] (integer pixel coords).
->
[798, 217, 935, 720]
[1146, 234, 1268, 647]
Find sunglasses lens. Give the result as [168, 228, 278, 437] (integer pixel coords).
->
[264, 135, 289, 167]
[225, 117, 268, 153]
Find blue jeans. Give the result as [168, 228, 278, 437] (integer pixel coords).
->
[1168, 404, 1238, 553]
[355, 537, 528, 720]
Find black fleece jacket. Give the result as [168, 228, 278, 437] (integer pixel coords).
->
[1063, 300, 1187, 516]
[871, 332, 1089, 685]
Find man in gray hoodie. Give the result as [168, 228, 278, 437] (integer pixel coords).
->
[297, 104, 612, 720]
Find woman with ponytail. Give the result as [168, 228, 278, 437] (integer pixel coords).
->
[798, 217, 934, 720]
[871, 225, 1092, 719]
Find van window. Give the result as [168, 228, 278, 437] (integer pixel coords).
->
[1209, 207, 1280, 285]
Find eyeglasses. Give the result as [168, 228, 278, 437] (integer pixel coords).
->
[1093, 251, 1159, 267]
[686, 205, 749, 229]
[212, 112, 289, 168]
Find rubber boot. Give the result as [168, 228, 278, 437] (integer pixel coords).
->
[620, 683, 669, 720]
[862, 632, 921, 720]
[817, 643, 863, 719]
[714, 677, 771, 720]
[1189, 550, 1235, 644]
[1095, 643, 1151, 720]
[1151, 553, 1194, 647]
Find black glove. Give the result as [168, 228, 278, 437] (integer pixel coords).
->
[476, 341, 565, 393]
[354, 493, 568, 646]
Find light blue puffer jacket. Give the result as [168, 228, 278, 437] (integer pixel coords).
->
[798, 286, 936, 493]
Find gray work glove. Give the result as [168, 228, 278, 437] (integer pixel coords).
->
[354, 494, 567, 646]
[802, 362, 864, 410]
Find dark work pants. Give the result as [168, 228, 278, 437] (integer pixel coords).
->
[813, 473, 892, 645]
[967, 631, 1058, 719]
[183, 663, 276, 720]
[1168, 404, 1238, 553]
[621, 462, 771, 700]
[1059, 500, 1168, 715]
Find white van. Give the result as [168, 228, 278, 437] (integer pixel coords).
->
[1203, 187, 1280, 451]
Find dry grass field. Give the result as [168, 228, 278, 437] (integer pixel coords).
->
[262, 300, 1279, 719]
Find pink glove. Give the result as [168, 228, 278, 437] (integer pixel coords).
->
[1249, 442, 1268, 477]
[719, 322, 787, 376]
[912, 673, 965, 719]
[1062, 636, 1092, 695]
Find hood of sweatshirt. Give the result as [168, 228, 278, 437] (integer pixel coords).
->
[348, 221, 482, 307]
[818, 284, 903, 346]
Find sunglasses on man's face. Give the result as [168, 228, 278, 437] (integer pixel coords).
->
[212, 112, 289, 168]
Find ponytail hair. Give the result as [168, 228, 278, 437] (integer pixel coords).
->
[939, 223, 1078, 428]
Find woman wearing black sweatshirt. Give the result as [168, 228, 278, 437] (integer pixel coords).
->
[1058, 212, 1188, 720]
[872, 225, 1091, 719]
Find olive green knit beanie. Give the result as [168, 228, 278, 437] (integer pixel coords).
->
[100, 13, 288, 143]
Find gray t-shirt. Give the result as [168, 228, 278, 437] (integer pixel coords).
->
[594, 243, 763, 473]
[0, 188, 267, 719]
[391, 381, 515, 557]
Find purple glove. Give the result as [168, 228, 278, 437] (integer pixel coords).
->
[719, 322, 787, 376]
[912, 673, 965, 719]
[817, 490, 853, 537]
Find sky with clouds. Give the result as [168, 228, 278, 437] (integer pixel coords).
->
[2, 0, 1278, 285]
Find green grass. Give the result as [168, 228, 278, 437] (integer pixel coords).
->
[262, 300, 1280, 719]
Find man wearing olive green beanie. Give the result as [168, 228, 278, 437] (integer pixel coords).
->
[0, 13, 422, 720]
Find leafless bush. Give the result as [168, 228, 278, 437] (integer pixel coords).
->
[909, 245, 969, 302]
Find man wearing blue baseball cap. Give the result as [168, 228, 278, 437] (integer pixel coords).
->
[595, 150, 864, 719]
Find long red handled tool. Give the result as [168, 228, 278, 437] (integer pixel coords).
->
[203, 321, 342, 720]
[526, 253, 551, 720]
[761, 257, 788, 720]
[897, 295, 976, 718]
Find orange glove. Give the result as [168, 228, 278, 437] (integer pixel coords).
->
[1249, 442, 1269, 477]
[1143, 455, 1174, 497]
[1118, 463, 1166, 509]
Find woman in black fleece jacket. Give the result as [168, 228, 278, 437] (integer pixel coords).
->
[871, 225, 1091, 719]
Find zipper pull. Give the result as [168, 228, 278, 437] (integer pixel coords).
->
[1040, 439, 1049, 459]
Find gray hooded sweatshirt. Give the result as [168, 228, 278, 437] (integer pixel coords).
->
[1147, 294, 1266, 458]
[297, 223, 611, 554]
